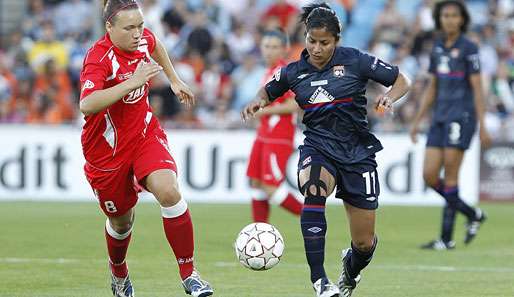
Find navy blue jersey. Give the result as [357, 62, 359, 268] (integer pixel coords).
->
[264, 47, 399, 164]
[429, 35, 480, 123]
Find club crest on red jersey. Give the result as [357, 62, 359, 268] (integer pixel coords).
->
[333, 65, 345, 78]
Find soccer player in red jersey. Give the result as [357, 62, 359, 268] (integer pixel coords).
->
[246, 29, 303, 223]
[79, 1, 213, 296]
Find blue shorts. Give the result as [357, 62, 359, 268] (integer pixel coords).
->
[298, 145, 379, 210]
[426, 118, 476, 150]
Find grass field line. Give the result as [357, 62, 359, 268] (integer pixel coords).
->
[214, 261, 514, 273]
[2, 257, 514, 274]
[3, 257, 513, 274]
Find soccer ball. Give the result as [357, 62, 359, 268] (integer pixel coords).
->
[234, 222, 285, 271]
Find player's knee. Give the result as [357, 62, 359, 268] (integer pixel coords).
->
[423, 171, 439, 188]
[157, 185, 182, 207]
[109, 219, 133, 235]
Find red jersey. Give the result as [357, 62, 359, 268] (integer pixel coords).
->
[256, 60, 296, 143]
[80, 28, 157, 170]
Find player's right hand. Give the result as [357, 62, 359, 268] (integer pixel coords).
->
[241, 100, 264, 122]
[409, 124, 419, 144]
[129, 61, 163, 89]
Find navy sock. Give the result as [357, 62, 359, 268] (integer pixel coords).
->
[443, 186, 477, 221]
[441, 204, 456, 242]
[301, 197, 327, 283]
[347, 236, 377, 279]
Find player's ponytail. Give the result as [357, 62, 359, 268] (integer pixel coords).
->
[299, 2, 341, 40]
[103, 0, 139, 24]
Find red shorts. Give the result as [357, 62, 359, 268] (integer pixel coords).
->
[84, 127, 177, 217]
[246, 139, 293, 187]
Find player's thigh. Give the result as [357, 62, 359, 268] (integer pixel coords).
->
[134, 129, 180, 206]
[344, 203, 376, 250]
[247, 140, 264, 182]
[335, 158, 379, 210]
[423, 147, 444, 186]
[442, 148, 465, 185]
[84, 163, 138, 217]
[297, 145, 336, 197]
[261, 143, 294, 188]
[144, 169, 181, 207]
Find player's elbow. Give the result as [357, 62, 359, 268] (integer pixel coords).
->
[79, 98, 95, 116]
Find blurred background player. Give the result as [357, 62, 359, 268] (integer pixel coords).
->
[79, 0, 213, 296]
[410, 0, 490, 250]
[242, 2, 410, 296]
[246, 29, 302, 223]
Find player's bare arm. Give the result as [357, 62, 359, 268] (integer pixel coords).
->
[375, 71, 411, 113]
[241, 87, 272, 121]
[79, 62, 162, 116]
[151, 38, 195, 108]
[255, 97, 299, 117]
[469, 73, 492, 147]
[410, 75, 437, 143]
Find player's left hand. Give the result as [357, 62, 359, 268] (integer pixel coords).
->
[479, 128, 492, 148]
[171, 80, 195, 108]
[241, 99, 265, 121]
[375, 94, 393, 115]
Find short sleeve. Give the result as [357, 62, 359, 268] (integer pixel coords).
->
[80, 60, 109, 100]
[358, 52, 399, 87]
[264, 66, 291, 102]
[465, 42, 480, 74]
[143, 28, 157, 54]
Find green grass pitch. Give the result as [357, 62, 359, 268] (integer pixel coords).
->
[1, 202, 513, 297]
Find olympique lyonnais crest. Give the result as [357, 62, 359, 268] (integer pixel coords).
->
[333, 65, 345, 78]
[451, 48, 460, 58]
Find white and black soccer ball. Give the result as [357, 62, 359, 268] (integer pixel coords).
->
[234, 223, 285, 271]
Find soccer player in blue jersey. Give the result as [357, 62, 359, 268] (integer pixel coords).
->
[410, 0, 491, 250]
[242, 3, 410, 297]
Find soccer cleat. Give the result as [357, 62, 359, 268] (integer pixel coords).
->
[111, 273, 134, 297]
[420, 239, 455, 250]
[338, 249, 361, 297]
[182, 270, 214, 297]
[464, 209, 487, 245]
[313, 277, 340, 297]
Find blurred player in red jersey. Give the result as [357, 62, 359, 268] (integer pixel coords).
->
[79, 1, 212, 296]
[246, 29, 303, 223]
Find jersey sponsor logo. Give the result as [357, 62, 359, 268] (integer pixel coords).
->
[310, 80, 328, 86]
[82, 80, 95, 91]
[128, 59, 139, 65]
[333, 65, 345, 78]
[308, 86, 335, 104]
[437, 56, 451, 74]
[123, 84, 147, 104]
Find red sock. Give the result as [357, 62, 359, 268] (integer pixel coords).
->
[279, 193, 302, 216]
[162, 203, 194, 280]
[105, 221, 132, 278]
[252, 199, 270, 223]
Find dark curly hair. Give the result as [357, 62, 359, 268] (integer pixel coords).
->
[299, 2, 341, 40]
[103, 0, 140, 24]
[433, 0, 470, 33]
